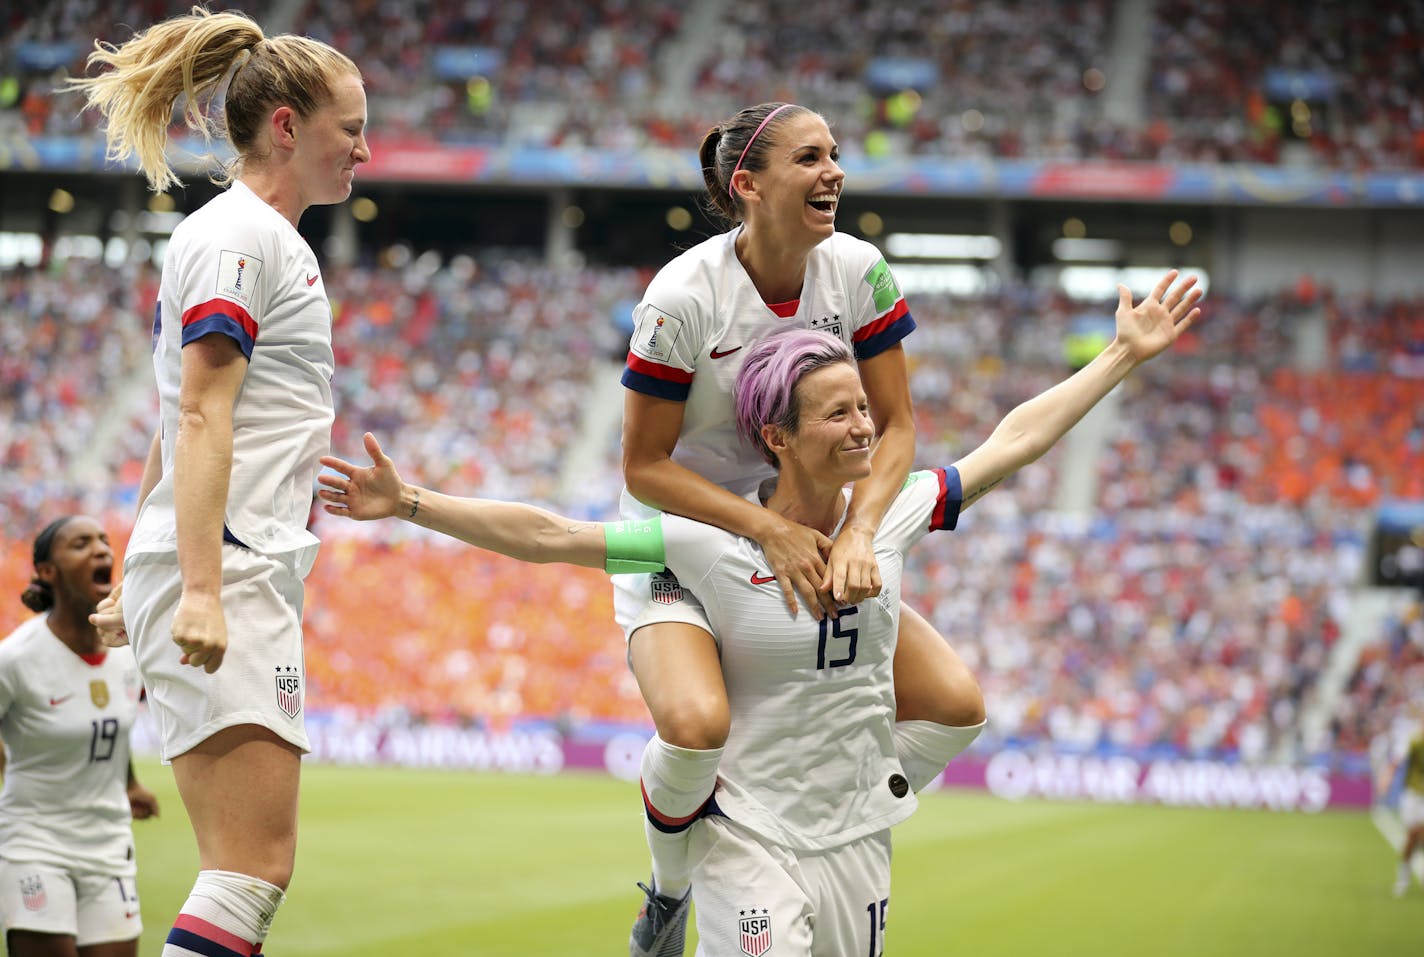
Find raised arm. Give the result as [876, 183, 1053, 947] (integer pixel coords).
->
[623, 390, 835, 619]
[319, 432, 612, 569]
[953, 271, 1202, 510]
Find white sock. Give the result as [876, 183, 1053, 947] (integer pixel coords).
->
[163, 869, 286, 956]
[894, 719, 986, 792]
[640, 734, 723, 899]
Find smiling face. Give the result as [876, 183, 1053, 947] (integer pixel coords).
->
[739, 112, 844, 245]
[38, 516, 114, 612]
[292, 71, 370, 208]
[765, 361, 874, 485]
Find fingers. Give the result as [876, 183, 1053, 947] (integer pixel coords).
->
[1149, 269, 1179, 303]
[318, 455, 356, 477]
[1117, 284, 1133, 313]
[364, 431, 385, 464]
[779, 581, 800, 618]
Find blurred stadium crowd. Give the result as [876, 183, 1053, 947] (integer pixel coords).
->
[5, 0, 1423, 167]
[3, 256, 1421, 773]
[1, 0, 1422, 779]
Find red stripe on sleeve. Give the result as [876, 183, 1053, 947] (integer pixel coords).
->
[181, 298, 259, 344]
[852, 299, 909, 343]
[625, 351, 693, 384]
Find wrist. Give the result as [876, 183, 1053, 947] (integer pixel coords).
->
[401, 485, 421, 521]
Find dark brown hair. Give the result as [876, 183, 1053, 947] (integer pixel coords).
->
[698, 102, 813, 224]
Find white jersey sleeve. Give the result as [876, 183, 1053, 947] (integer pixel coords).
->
[128, 181, 335, 576]
[0, 617, 144, 875]
[618, 231, 917, 499]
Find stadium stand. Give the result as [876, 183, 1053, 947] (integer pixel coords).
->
[7, 0, 1422, 166]
[2, 1, 1422, 783]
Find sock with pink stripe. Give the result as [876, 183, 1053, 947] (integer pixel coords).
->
[641, 734, 723, 899]
[162, 869, 287, 957]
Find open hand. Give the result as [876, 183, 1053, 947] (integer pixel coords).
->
[1115, 269, 1203, 364]
[319, 432, 406, 521]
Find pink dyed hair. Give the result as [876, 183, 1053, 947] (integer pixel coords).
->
[734, 329, 855, 467]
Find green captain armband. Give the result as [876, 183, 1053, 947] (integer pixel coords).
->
[603, 518, 667, 574]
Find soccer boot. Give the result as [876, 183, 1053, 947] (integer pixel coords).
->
[629, 879, 691, 957]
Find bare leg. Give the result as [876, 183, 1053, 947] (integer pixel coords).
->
[170, 724, 301, 888]
[79, 939, 138, 957]
[893, 605, 985, 726]
[630, 622, 730, 750]
[8, 931, 79, 957]
[627, 621, 726, 954]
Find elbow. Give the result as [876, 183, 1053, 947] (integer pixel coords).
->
[622, 453, 659, 503]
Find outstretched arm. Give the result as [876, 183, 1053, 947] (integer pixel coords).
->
[319, 432, 609, 569]
[953, 270, 1203, 509]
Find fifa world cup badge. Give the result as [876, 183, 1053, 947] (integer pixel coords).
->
[89, 680, 109, 708]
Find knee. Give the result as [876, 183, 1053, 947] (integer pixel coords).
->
[262, 860, 295, 892]
[902, 666, 986, 727]
[655, 695, 730, 751]
[940, 674, 986, 728]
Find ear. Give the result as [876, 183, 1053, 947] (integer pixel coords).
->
[34, 560, 58, 585]
[730, 169, 756, 203]
[270, 105, 298, 150]
[760, 422, 789, 458]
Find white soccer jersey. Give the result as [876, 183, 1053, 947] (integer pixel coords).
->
[639, 467, 963, 852]
[620, 229, 915, 504]
[0, 616, 143, 875]
[128, 180, 335, 578]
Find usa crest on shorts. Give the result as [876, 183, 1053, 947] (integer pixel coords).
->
[738, 910, 772, 957]
[275, 666, 302, 718]
[20, 874, 46, 911]
[650, 571, 684, 605]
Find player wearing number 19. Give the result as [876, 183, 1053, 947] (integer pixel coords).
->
[0, 517, 159, 957]
[320, 269, 1201, 955]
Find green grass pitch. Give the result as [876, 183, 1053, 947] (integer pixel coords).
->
[128, 759, 1423, 956]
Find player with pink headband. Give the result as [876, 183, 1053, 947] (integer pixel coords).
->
[615, 101, 986, 956]
[319, 266, 1201, 954]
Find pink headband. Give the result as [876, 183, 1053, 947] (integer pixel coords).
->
[728, 104, 795, 198]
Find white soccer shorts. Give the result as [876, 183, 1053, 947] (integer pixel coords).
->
[687, 815, 893, 957]
[123, 544, 310, 761]
[613, 569, 713, 644]
[0, 860, 142, 945]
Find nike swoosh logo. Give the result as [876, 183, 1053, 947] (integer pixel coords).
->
[49, 694, 73, 706]
[306, 274, 320, 286]
[750, 572, 776, 585]
[710, 345, 742, 359]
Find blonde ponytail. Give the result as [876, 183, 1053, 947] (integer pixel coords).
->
[68, 7, 265, 192]
[69, 6, 360, 192]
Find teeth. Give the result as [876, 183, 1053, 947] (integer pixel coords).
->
[810, 193, 837, 203]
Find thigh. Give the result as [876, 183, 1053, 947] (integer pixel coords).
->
[803, 831, 892, 957]
[892, 605, 984, 725]
[0, 861, 77, 939]
[688, 818, 812, 957]
[72, 872, 140, 950]
[126, 550, 310, 761]
[171, 724, 302, 888]
[629, 618, 729, 751]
